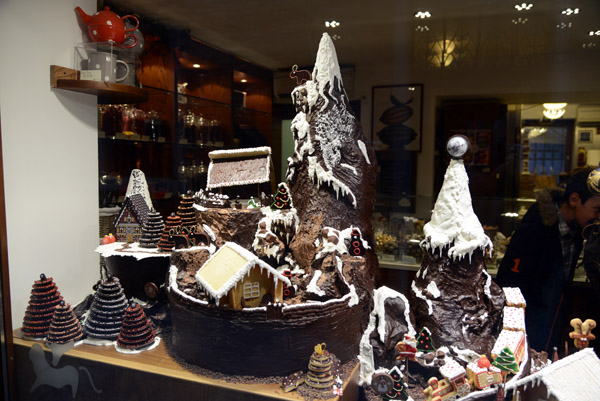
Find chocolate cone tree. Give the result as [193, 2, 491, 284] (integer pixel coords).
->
[157, 213, 182, 251]
[139, 208, 164, 248]
[47, 300, 84, 344]
[22, 274, 63, 339]
[117, 302, 156, 350]
[84, 275, 128, 340]
[176, 192, 196, 230]
[305, 343, 335, 389]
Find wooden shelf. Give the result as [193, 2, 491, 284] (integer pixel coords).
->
[50, 65, 148, 104]
[13, 335, 359, 401]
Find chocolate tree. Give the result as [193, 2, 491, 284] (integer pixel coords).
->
[305, 345, 336, 389]
[22, 274, 63, 339]
[117, 302, 156, 350]
[46, 300, 84, 344]
[139, 208, 164, 248]
[84, 275, 128, 340]
[383, 366, 409, 401]
[157, 213, 182, 251]
[176, 192, 196, 230]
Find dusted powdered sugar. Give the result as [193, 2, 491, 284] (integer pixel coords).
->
[423, 159, 492, 260]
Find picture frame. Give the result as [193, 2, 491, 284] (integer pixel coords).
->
[371, 84, 423, 152]
[577, 128, 593, 143]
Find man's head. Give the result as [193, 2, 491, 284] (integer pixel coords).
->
[562, 167, 600, 229]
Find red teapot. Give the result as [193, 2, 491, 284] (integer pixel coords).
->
[75, 6, 139, 48]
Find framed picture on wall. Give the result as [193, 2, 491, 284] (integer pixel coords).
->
[371, 84, 423, 152]
[577, 128, 593, 143]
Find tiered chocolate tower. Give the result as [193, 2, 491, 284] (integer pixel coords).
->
[21, 274, 63, 339]
[84, 275, 128, 340]
[139, 209, 164, 248]
[305, 344, 336, 389]
[46, 300, 84, 344]
[117, 302, 156, 350]
[176, 192, 195, 230]
[157, 213, 182, 251]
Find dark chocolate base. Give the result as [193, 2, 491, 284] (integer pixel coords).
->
[104, 255, 170, 301]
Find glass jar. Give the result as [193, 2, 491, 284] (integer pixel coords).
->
[102, 105, 122, 139]
[195, 114, 209, 146]
[145, 110, 163, 141]
[183, 110, 196, 143]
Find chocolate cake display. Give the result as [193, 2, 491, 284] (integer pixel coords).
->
[83, 275, 128, 342]
[46, 300, 84, 344]
[21, 274, 63, 339]
[116, 302, 157, 352]
[167, 32, 378, 377]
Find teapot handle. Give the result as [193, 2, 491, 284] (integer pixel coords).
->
[122, 15, 139, 32]
[122, 33, 138, 49]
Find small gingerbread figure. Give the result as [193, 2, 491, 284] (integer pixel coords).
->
[569, 318, 596, 349]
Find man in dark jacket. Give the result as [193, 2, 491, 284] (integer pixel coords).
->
[496, 167, 600, 352]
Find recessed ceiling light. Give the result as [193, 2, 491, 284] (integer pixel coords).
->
[192, 64, 201, 68]
[415, 11, 431, 19]
[557, 22, 572, 29]
[512, 17, 528, 24]
[325, 20, 340, 28]
[562, 8, 579, 16]
[240, 79, 247, 83]
[415, 25, 429, 32]
[515, 3, 534, 11]
[590, 30, 600, 36]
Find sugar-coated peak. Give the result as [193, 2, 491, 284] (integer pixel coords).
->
[423, 159, 492, 260]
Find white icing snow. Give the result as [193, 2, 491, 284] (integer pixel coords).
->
[307, 270, 326, 296]
[341, 163, 357, 175]
[483, 270, 492, 299]
[422, 159, 493, 260]
[125, 169, 153, 210]
[426, 281, 440, 298]
[308, 156, 357, 207]
[95, 242, 171, 260]
[357, 140, 371, 165]
[411, 280, 433, 315]
[311, 33, 344, 111]
[202, 224, 216, 242]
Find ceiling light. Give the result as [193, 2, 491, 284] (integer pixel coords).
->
[557, 22, 573, 29]
[240, 79, 247, 83]
[512, 18, 528, 24]
[331, 34, 341, 40]
[583, 42, 597, 48]
[325, 20, 340, 28]
[543, 103, 567, 119]
[562, 8, 579, 15]
[416, 25, 429, 32]
[192, 63, 201, 68]
[415, 11, 431, 19]
[515, 3, 534, 11]
[590, 30, 600, 36]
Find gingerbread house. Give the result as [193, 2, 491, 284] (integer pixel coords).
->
[194, 242, 290, 309]
[508, 348, 600, 400]
[113, 193, 150, 243]
[466, 362, 503, 390]
[206, 146, 276, 196]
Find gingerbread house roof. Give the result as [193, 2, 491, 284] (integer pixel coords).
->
[114, 193, 150, 227]
[439, 359, 466, 381]
[206, 146, 275, 190]
[508, 348, 600, 400]
[194, 242, 290, 305]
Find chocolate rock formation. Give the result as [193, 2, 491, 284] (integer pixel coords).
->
[409, 158, 505, 355]
[285, 33, 378, 285]
[47, 300, 84, 344]
[22, 274, 63, 339]
[84, 275, 128, 340]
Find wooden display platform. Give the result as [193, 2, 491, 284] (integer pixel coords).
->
[13, 334, 359, 401]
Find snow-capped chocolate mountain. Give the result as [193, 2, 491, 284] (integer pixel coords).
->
[409, 158, 505, 355]
[286, 33, 378, 279]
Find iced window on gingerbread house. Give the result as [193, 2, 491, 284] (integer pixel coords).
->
[243, 282, 260, 299]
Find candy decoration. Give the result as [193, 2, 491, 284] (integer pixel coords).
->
[349, 228, 365, 256]
[117, 302, 156, 350]
[446, 135, 470, 159]
[569, 318, 596, 349]
[271, 183, 293, 210]
[84, 275, 128, 340]
[157, 213, 182, 251]
[22, 274, 63, 339]
[382, 366, 410, 401]
[492, 346, 519, 377]
[305, 343, 335, 389]
[416, 327, 436, 353]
